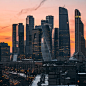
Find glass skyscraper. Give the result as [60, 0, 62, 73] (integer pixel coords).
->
[46, 15, 54, 37]
[41, 24, 52, 61]
[12, 24, 17, 54]
[16, 23, 24, 60]
[26, 15, 34, 58]
[32, 27, 42, 61]
[52, 28, 59, 59]
[59, 7, 70, 61]
[75, 9, 85, 56]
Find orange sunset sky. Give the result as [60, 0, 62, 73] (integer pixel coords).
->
[0, 0, 86, 56]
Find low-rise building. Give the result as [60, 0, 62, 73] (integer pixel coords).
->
[0, 42, 10, 62]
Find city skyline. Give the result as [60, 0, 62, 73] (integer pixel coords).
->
[0, 0, 86, 56]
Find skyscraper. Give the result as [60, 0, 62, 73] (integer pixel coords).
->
[16, 23, 24, 60]
[75, 9, 85, 56]
[18, 23, 24, 54]
[0, 46, 1, 62]
[32, 26, 42, 61]
[26, 15, 34, 58]
[46, 15, 54, 36]
[52, 28, 59, 59]
[85, 40, 86, 57]
[59, 7, 70, 61]
[12, 24, 17, 54]
[41, 24, 52, 61]
[0, 63, 3, 85]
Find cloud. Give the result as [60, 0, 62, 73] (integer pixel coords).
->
[18, 0, 47, 15]
[35, 0, 47, 10]
[5, 37, 11, 39]
[0, 36, 11, 39]
[0, 0, 47, 24]
[0, 36, 11, 44]
[1, 25, 11, 29]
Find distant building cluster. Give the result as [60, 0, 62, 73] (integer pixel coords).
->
[11, 7, 86, 62]
[0, 6, 86, 86]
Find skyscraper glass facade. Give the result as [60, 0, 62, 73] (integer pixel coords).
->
[26, 15, 34, 58]
[32, 28, 42, 61]
[75, 9, 85, 56]
[52, 28, 59, 59]
[59, 7, 70, 61]
[16, 23, 24, 60]
[12, 24, 17, 54]
[41, 24, 52, 61]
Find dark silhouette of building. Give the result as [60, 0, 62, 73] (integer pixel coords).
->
[52, 28, 59, 59]
[59, 7, 70, 61]
[12, 24, 17, 54]
[0, 46, 1, 62]
[0, 42, 10, 62]
[41, 17, 54, 61]
[26, 15, 34, 59]
[46, 15, 54, 36]
[16, 23, 24, 60]
[0, 63, 3, 85]
[12, 24, 18, 61]
[41, 24, 52, 61]
[75, 9, 85, 56]
[32, 26, 42, 61]
[18, 23, 24, 54]
[85, 40, 86, 57]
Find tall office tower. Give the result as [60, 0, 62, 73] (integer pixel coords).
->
[59, 7, 70, 61]
[24, 40, 26, 55]
[16, 23, 24, 60]
[12, 24, 17, 54]
[32, 26, 42, 61]
[0, 63, 3, 85]
[52, 28, 59, 59]
[0, 46, 1, 62]
[46, 15, 54, 36]
[75, 9, 85, 57]
[41, 24, 52, 61]
[74, 9, 86, 61]
[85, 40, 86, 57]
[0, 42, 10, 62]
[26, 15, 34, 58]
